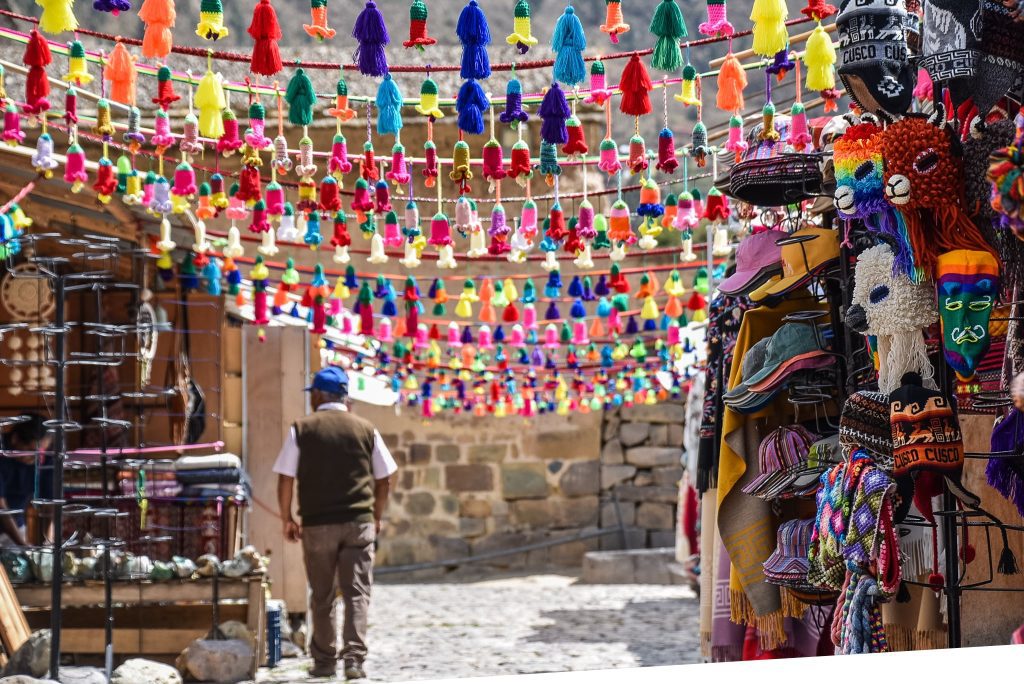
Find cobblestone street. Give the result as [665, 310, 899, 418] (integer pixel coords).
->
[257, 572, 700, 683]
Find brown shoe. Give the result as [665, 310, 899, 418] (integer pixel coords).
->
[309, 661, 337, 679]
[344, 660, 366, 680]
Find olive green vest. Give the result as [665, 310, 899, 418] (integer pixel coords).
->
[294, 410, 376, 526]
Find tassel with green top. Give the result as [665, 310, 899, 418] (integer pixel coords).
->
[506, 0, 539, 54]
[649, 0, 687, 73]
[404, 0, 437, 50]
[196, 0, 230, 40]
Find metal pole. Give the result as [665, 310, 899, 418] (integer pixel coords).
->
[49, 275, 65, 680]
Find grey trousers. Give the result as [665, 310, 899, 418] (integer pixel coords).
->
[301, 521, 376, 666]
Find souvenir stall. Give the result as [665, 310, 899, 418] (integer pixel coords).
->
[0, 0, 1018, 673]
[692, 0, 1024, 661]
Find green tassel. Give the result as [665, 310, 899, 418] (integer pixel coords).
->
[650, 0, 687, 73]
[285, 68, 317, 126]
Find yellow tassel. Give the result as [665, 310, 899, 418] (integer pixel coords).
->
[196, 12, 230, 41]
[804, 23, 837, 91]
[675, 74, 700, 106]
[750, 0, 789, 58]
[640, 296, 659, 320]
[415, 90, 444, 119]
[37, 0, 78, 34]
[506, 16, 538, 48]
[195, 70, 226, 139]
[92, 100, 115, 136]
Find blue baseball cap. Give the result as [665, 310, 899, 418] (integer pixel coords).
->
[305, 366, 349, 394]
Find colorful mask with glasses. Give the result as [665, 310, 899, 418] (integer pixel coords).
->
[935, 250, 1000, 381]
[833, 122, 886, 220]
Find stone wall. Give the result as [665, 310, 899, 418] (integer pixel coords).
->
[354, 404, 604, 571]
[598, 403, 686, 550]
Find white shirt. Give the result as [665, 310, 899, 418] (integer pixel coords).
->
[272, 403, 398, 480]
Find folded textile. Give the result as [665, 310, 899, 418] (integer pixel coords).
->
[175, 453, 242, 471]
[176, 467, 242, 485]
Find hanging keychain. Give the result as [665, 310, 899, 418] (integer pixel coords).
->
[574, 153, 595, 269]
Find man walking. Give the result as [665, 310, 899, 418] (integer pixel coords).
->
[274, 366, 397, 680]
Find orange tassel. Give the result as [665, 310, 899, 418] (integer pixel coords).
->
[716, 53, 747, 112]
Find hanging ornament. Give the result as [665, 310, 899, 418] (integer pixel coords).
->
[450, 139, 473, 194]
[619, 53, 653, 117]
[539, 83, 571, 146]
[499, 77, 528, 125]
[196, 0, 230, 40]
[599, 138, 621, 175]
[63, 142, 88, 192]
[415, 78, 444, 119]
[583, 60, 612, 105]
[296, 135, 318, 178]
[37, 0, 78, 34]
[552, 5, 586, 86]
[699, 0, 734, 37]
[137, 2, 173, 58]
[765, 48, 795, 81]
[422, 138, 439, 187]
[539, 141, 561, 183]
[456, 80, 488, 136]
[326, 76, 357, 122]
[104, 42, 137, 106]
[152, 65, 180, 109]
[196, 69, 226, 139]
[93, 157, 117, 203]
[563, 115, 588, 159]
[804, 21, 836, 91]
[750, 0, 789, 58]
[353, 1, 389, 75]
[649, 0, 687, 73]
[305, 0, 337, 41]
[724, 114, 747, 158]
[376, 74, 404, 136]
[717, 52, 746, 112]
[249, 0, 283, 76]
[628, 134, 648, 174]
[458, 0, 491, 81]
[23, 30, 52, 115]
[31, 133, 58, 177]
[330, 211, 351, 263]
[63, 40, 93, 85]
[600, 0, 630, 44]
[675, 64, 701, 105]
[387, 143, 411, 186]
[506, 0, 539, 54]
[404, 0, 437, 50]
[286, 69, 316, 126]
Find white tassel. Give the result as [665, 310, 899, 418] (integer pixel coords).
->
[437, 244, 458, 270]
[541, 251, 559, 272]
[573, 243, 594, 269]
[257, 229, 279, 257]
[156, 217, 176, 251]
[192, 219, 211, 254]
[367, 232, 389, 264]
[399, 240, 421, 268]
[333, 244, 351, 264]
[223, 224, 244, 258]
[680, 236, 697, 261]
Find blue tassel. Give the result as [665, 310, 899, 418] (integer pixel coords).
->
[382, 295, 397, 317]
[601, 346, 614, 367]
[643, 318, 657, 332]
[626, 315, 639, 335]
[461, 326, 474, 345]
[428, 278, 440, 298]
[570, 298, 586, 319]
[493, 325, 505, 343]
[567, 276, 583, 297]
[375, 74, 404, 136]
[596, 297, 611, 317]
[457, 0, 491, 80]
[517, 348, 530, 364]
[594, 275, 610, 297]
[527, 330, 539, 346]
[456, 79, 488, 135]
[552, 5, 586, 86]
[545, 302, 560, 320]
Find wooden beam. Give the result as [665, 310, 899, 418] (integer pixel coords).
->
[708, 23, 837, 69]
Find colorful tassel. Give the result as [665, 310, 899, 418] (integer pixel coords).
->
[458, 0, 492, 81]
[195, 69, 226, 139]
[249, 0, 283, 76]
[138, 0, 175, 59]
[628, 134, 648, 174]
[750, 0, 789, 58]
[353, 1, 389, 76]
[600, 0, 630, 44]
[375, 74, 404, 136]
[804, 22, 836, 91]
[179, 112, 204, 156]
[760, 101, 780, 141]
[552, 5, 587, 86]
[724, 114, 747, 157]
[599, 138, 621, 175]
[690, 120, 710, 166]
[539, 83, 571, 145]
[37, 0, 77, 34]
[675, 63, 701, 105]
[152, 65, 180, 109]
[63, 40, 93, 85]
[584, 61, 612, 105]
[196, 0, 230, 40]
[286, 69, 316, 126]
[32, 133, 58, 177]
[24, 30, 52, 115]
[716, 52, 746, 112]
[507, 0, 539, 54]
[499, 78, 529, 126]
[387, 143, 411, 185]
[104, 42, 137, 106]
[2, 104, 24, 147]
[93, 156, 117, 202]
[563, 116, 588, 158]
[218, 110, 243, 154]
[788, 102, 811, 150]
[649, 0, 687, 73]
[619, 53, 653, 116]
[456, 79, 488, 136]
[508, 139, 532, 183]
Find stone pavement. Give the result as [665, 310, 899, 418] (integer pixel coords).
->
[256, 571, 700, 683]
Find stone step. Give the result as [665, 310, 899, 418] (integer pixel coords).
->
[581, 547, 683, 585]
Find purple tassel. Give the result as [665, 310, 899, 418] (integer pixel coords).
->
[461, 326, 474, 345]
[545, 302, 560, 320]
[499, 78, 529, 125]
[457, 0, 491, 80]
[539, 82, 570, 146]
[353, 1, 390, 77]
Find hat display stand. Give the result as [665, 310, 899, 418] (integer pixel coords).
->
[0, 232, 244, 678]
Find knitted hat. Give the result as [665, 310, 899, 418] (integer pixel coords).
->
[963, 118, 1016, 223]
[890, 372, 965, 478]
[763, 518, 816, 588]
[919, 0, 980, 109]
[973, 0, 1024, 119]
[839, 390, 893, 470]
[836, 0, 914, 117]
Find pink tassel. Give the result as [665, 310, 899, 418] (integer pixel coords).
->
[329, 135, 353, 177]
[386, 144, 411, 185]
[2, 105, 25, 145]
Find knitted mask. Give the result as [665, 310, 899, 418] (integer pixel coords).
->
[935, 249, 1000, 381]
[879, 105, 995, 275]
[988, 121, 1024, 239]
[833, 122, 886, 219]
[836, 0, 915, 117]
[963, 117, 1016, 224]
[846, 243, 937, 394]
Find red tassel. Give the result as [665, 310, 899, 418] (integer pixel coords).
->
[152, 78, 180, 109]
[236, 165, 263, 203]
[23, 30, 52, 114]
[404, 18, 437, 49]
[547, 205, 568, 241]
[319, 178, 342, 212]
[563, 123, 589, 156]
[563, 225, 583, 254]
[619, 53, 653, 117]
[331, 216, 351, 247]
[93, 162, 117, 197]
[248, 0, 283, 77]
[407, 306, 419, 333]
[508, 143, 531, 179]
[503, 303, 519, 323]
[359, 302, 374, 336]
[482, 142, 507, 181]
